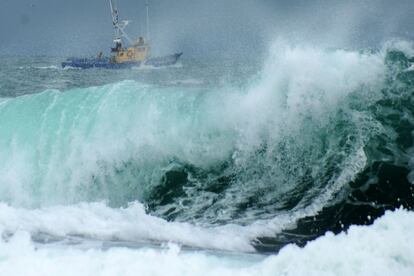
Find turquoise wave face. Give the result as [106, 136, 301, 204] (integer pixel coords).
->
[0, 80, 240, 208]
[0, 42, 413, 239]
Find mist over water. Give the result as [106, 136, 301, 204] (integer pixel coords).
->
[1, 0, 414, 57]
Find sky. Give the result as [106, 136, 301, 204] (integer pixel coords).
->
[0, 0, 413, 58]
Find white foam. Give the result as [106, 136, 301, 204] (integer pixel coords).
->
[383, 39, 414, 57]
[35, 65, 59, 70]
[0, 202, 254, 252]
[405, 64, 414, 72]
[0, 209, 412, 276]
[132, 62, 183, 70]
[17, 65, 60, 70]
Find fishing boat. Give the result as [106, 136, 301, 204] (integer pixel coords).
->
[62, 0, 182, 69]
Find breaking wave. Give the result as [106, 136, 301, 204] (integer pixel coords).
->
[0, 40, 413, 252]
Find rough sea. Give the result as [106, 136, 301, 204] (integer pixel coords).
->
[0, 40, 413, 275]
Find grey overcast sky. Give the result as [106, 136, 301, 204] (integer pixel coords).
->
[0, 0, 413, 57]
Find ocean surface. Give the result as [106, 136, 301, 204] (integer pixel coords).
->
[0, 40, 414, 275]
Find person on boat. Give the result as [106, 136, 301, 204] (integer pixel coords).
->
[137, 37, 145, 46]
[97, 51, 103, 59]
[111, 40, 122, 52]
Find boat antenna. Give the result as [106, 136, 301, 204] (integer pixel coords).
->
[146, 0, 150, 42]
[108, 0, 133, 45]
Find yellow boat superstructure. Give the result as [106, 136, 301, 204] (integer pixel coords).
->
[111, 37, 150, 63]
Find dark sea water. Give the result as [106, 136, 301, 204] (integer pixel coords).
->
[0, 40, 413, 275]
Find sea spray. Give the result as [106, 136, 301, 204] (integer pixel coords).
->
[0, 40, 413, 253]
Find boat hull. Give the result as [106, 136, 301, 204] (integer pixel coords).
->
[62, 53, 182, 69]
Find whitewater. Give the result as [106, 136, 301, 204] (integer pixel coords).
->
[0, 40, 414, 275]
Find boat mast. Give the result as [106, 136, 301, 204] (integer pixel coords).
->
[108, 0, 133, 45]
[146, 0, 150, 42]
[109, 0, 119, 40]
